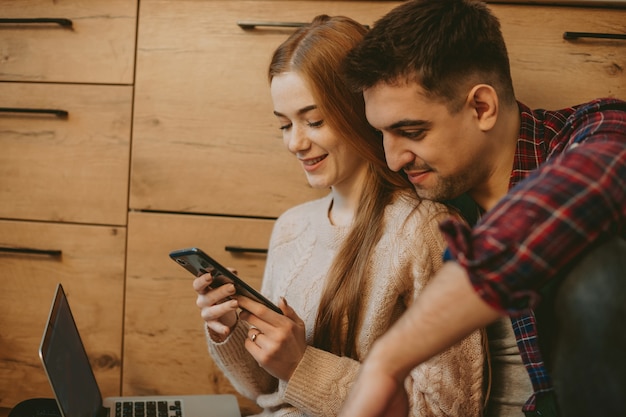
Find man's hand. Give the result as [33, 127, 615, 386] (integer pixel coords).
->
[340, 356, 409, 417]
[339, 261, 502, 417]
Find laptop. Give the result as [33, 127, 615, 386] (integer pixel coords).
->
[39, 283, 241, 417]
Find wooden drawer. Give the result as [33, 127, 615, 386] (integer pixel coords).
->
[0, 220, 126, 409]
[123, 211, 274, 414]
[130, 1, 401, 218]
[490, 4, 626, 109]
[0, 82, 132, 226]
[0, 0, 137, 84]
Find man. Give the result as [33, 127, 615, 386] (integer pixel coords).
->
[338, 1, 626, 416]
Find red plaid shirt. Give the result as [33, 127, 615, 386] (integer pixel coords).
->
[441, 98, 626, 411]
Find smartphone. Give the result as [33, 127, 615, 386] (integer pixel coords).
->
[169, 247, 283, 315]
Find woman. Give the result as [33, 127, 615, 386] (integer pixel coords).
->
[193, 15, 484, 416]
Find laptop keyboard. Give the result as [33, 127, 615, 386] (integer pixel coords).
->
[115, 401, 183, 417]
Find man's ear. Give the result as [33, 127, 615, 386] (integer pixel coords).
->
[466, 84, 498, 132]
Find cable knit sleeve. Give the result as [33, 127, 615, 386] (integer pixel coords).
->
[281, 198, 485, 417]
[284, 330, 484, 417]
[207, 319, 277, 400]
[283, 346, 360, 416]
[203, 193, 484, 415]
[404, 203, 485, 416]
[406, 330, 485, 416]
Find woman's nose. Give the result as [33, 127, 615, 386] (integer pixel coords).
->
[286, 124, 310, 154]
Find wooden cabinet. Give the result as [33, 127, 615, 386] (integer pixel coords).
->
[0, 220, 126, 407]
[0, 1, 136, 84]
[0, 0, 137, 410]
[0, 82, 132, 225]
[123, 212, 275, 414]
[488, 3, 626, 109]
[130, 1, 402, 217]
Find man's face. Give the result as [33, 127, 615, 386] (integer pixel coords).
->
[363, 81, 491, 202]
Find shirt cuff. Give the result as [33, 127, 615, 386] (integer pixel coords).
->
[439, 218, 541, 314]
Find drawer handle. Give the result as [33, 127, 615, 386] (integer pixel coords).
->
[0, 247, 62, 257]
[224, 245, 268, 254]
[563, 31, 626, 41]
[0, 107, 68, 118]
[237, 20, 369, 30]
[237, 21, 307, 30]
[0, 18, 73, 28]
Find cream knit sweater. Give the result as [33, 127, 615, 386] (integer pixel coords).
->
[207, 192, 485, 416]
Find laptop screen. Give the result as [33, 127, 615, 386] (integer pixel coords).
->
[39, 284, 104, 417]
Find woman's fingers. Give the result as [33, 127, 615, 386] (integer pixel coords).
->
[278, 297, 303, 326]
[192, 273, 213, 294]
[239, 296, 307, 381]
[196, 283, 236, 308]
[200, 298, 238, 321]
[192, 273, 240, 341]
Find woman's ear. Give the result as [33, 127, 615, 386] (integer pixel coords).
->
[467, 84, 498, 132]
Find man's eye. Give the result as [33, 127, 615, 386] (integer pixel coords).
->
[279, 123, 292, 130]
[401, 130, 425, 139]
[307, 120, 324, 128]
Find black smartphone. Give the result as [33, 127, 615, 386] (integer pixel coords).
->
[169, 247, 283, 315]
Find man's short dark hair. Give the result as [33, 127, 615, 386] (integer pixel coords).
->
[343, 0, 516, 111]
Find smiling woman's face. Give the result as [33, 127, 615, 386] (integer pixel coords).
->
[270, 71, 367, 191]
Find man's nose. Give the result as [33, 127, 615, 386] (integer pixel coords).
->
[383, 135, 413, 172]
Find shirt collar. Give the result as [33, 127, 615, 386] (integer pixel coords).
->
[511, 101, 549, 188]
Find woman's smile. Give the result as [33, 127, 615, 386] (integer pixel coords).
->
[301, 154, 328, 171]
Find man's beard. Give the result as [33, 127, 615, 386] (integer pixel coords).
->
[412, 172, 472, 203]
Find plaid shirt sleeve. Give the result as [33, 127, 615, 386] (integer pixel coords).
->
[440, 99, 626, 410]
[442, 100, 626, 312]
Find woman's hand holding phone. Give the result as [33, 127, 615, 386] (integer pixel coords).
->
[183, 247, 307, 382]
[193, 272, 239, 342]
[238, 296, 307, 382]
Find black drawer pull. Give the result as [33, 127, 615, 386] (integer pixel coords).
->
[224, 245, 268, 254]
[237, 21, 307, 30]
[563, 31, 626, 41]
[0, 107, 68, 118]
[0, 18, 73, 27]
[237, 20, 369, 30]
[0, 247, 62, 257]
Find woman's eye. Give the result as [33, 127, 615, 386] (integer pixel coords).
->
[279, 123, 292, 131]
[307, 120, 324, 128]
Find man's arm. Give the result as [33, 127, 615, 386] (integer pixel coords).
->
[339, 261, 502, 417]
